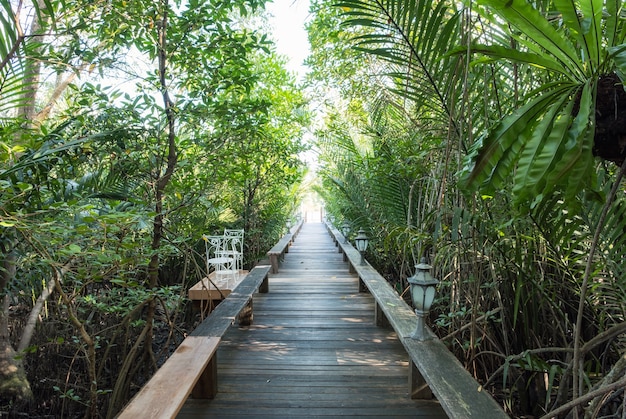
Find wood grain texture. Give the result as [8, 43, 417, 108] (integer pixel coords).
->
[177, 222, 446, 418]
[118, 336, 220, 419]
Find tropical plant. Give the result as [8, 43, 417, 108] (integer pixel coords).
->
[461, 0, 626, 207]
[310, 0, 626, 416]
[0, 0, 309, 416]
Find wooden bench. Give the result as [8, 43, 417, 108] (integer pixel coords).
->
[190, 264, 271, 336]
[326, 222, 508, 419]
[290, 218, 304, 239]
[266, 220, 304, 274]
[117, 265, 271, 418]
[117, 336, 220, 418]
[267, 234, 292, 274]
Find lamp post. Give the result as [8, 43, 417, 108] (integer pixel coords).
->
[354, 228, 369, 265]
[341, 222, 350, 243]
[407, 258, 438, 340]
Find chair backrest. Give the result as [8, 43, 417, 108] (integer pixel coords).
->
[223, 229, 244, 239]
[202, 235, 226, 260]
[223, 229, 244, 250]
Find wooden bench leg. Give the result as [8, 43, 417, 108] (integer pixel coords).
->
[409, 359, 432, 399]
[192, 353, 218, 399]
[375, 302, 390, 328]
[238, 299, 253, 326]
[358, 277, 367, 292]
[259, 273, 269, 294]
[269, 254, 279, 273]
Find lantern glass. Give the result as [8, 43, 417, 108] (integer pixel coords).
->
[423, 284, 436, 311]
[354, 229, 369, 252]
[411, 284, 426, 310]
[407, 258, 438, 311]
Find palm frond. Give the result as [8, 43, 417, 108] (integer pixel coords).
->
[338, 0, 462, 127]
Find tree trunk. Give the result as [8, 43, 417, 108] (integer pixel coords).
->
[0, 251, 33, 405]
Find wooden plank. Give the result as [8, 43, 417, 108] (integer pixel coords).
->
[117, 336, 220, 419]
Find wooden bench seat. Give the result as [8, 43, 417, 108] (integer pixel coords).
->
[191, 265, 271, 336]
[267, 234, 292, 273]
[266, 220, 304, 274]
[117, 336, 220, 418]
[325, 222, 507, 418]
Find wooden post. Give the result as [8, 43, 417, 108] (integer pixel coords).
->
[192, 353, 218, 399]
[238, 299, 253, 326]
[259, 272, 269, 293]
[374, 302, 390, 328]
[409, 359, 432, 399]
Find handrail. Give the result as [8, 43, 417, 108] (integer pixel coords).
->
[325, 222, 507, 419]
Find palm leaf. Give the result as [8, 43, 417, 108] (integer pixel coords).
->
[460, 83, 573, 193]
[0, 0, 26, 117]
[477, 0, 584, 78]
[455, 44, 572, 76]
[338, 0, 462, 125]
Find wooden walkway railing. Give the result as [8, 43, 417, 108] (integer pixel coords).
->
[326, 222, 508, 419]
[176, 222, 447, 418]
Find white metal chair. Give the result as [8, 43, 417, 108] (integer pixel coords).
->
[222, 229, 244, 271]
[202, 234, 236, 283]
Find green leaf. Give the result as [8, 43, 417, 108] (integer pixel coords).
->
[512, 93, 572, 203]
[457, 44, 570, 76]
[67, 244, 81, 254]
[608, 44, 626, 76]
[545, 82, 593, 188]
[478, 0, 583, 78]
[577, 0, 603, 68]
[461, 84, 572, 191]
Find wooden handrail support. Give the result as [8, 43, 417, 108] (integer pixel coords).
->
[267, 220, 302, 274]
[326, 223, 507, 419]
[117, 265, 271, 419]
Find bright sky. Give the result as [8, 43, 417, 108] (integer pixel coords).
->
[265, 0, 311, 81]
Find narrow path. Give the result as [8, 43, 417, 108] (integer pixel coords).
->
[178, 222, 446, 418]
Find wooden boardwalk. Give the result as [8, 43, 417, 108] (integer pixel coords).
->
[178, 222, 446, 418]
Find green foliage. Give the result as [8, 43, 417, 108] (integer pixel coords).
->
[460, 0, 626, 207]
[311, 0, 626, 416]
[0, 0, 310, 416]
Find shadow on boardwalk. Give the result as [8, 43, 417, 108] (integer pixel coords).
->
[178, 222, 446, 418]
